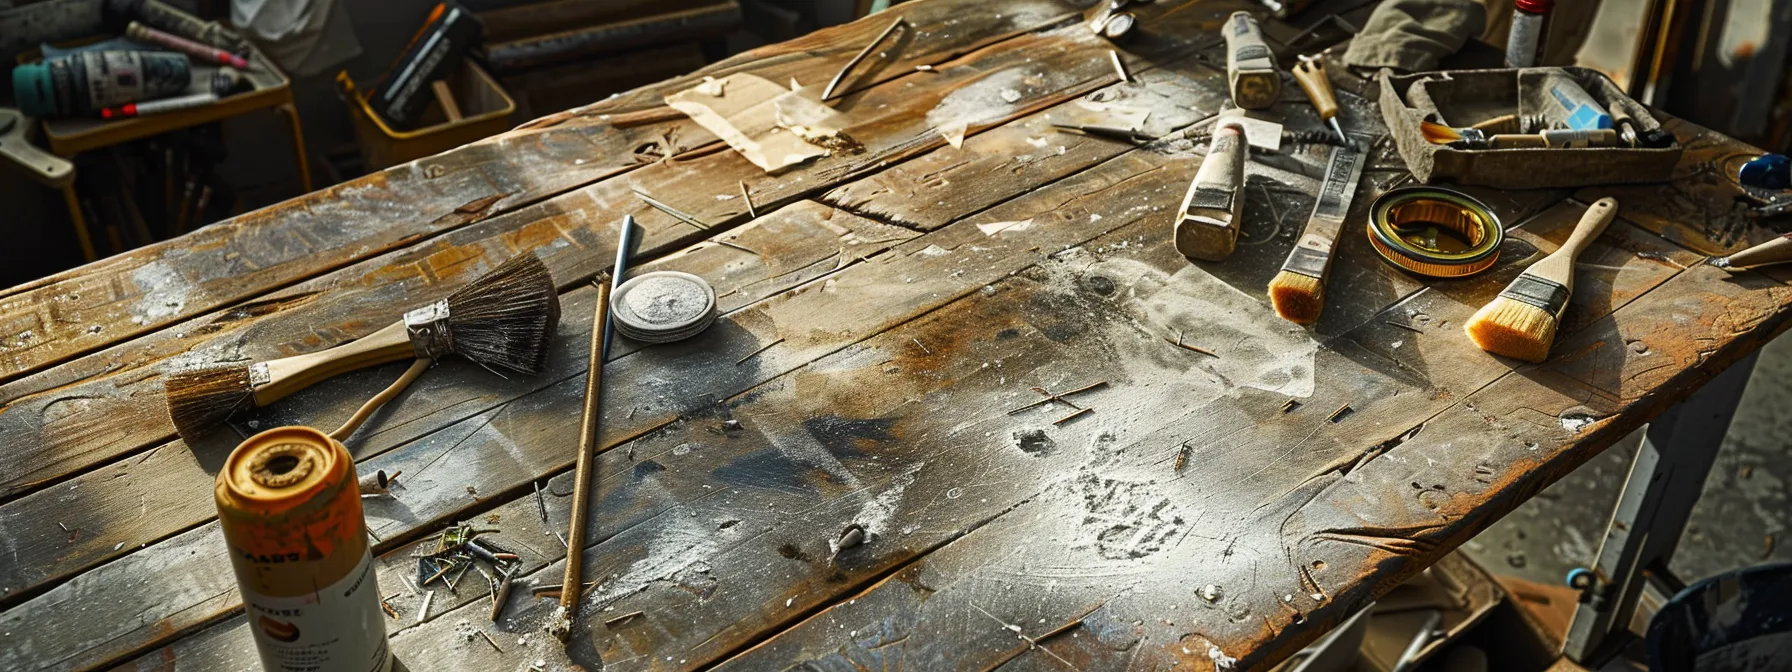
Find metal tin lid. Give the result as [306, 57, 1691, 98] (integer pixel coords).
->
[610, 271, 717, 344]
[1366, 187, 1504, 278]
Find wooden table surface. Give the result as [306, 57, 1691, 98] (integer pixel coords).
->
[2, 1, 1789, 670]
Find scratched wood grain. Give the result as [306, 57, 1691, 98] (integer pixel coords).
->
[0, 12, 1157, 509]
[708, 236, 1791, 672]
[0, 0, 1246, 621]
[112, 143, 1683, 672]
[3, 0, 1787, 670]
[0, 0, 1088, 386]
[120, 164, 1418, 671]
[0, 202, 912, 609]
[8, 129, 1202, 672]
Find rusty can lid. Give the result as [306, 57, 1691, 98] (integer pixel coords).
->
[610, 271, 717, 344]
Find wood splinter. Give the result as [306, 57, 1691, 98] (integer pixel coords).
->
[477, 629, 503, 653]
[736, 337, 785, 365]
[604, 610, 645, 628]
[1164, 333, 1217, 357]
[1327, 403, 1352, 423]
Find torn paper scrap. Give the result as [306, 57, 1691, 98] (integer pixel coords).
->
[1217, 109, 1283, 152]
[667, 73, 859, 173]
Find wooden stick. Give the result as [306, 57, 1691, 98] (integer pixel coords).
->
[549, 272, 611, 641]
[431, 81, 463, 122]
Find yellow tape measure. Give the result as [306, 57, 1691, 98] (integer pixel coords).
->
[1366, 187, 1503, 278]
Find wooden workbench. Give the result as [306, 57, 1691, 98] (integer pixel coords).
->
[1, 1, 1787, 670]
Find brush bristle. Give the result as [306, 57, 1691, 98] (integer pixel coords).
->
[164, 363, 255, 440]
[446, 253, 561, 374]
[1464, 297, 1557, 363]
[1269, 271, 1324, 325]
[1419, 120, 1463, 144]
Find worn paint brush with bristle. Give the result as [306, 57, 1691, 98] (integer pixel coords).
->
[165, 253, 560, 441]
[1269, 143, 1365, 324]
[1465, 198, 1618, 362]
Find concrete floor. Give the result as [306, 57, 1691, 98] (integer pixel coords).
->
[1462, 331, 1792, 588]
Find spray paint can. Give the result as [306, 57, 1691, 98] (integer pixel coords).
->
[1505, 0, 1551, 67]
[216, 426, 393, 672]
[11, 51, 191, 118]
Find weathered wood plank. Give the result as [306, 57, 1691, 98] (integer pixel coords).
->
[709, 242, 1792, 672]
[2, 0, 1250, 625]
[821, 62, 1226, 230]
[0, 201, 912, 602]
[0, 0, 1086, 386]
[0, 119, 682, 384]
[0, 13, 1144, 507]
[4, 134, 1188, 670]
[64, 118, 1220, 672]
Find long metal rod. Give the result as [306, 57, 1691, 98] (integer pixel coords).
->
[603, 215, 637, 360]
[550, 273, 611, 641]
[821, 17, 908, 101]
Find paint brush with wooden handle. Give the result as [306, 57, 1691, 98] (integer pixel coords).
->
[164, 253, 561, 441]
[1269, 143, 1365, 324]
[1465, 198, 1619, 362]
[1711, 233, 1792, 271]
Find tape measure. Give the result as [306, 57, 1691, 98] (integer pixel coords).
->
[1366, 187, 1503, 278]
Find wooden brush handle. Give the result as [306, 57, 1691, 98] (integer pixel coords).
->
[1292, 59, 1337, 120]
[253, 320, 415, 406]
[1559, 198, 1619, 258]
[1724, 234, 1792, 269]
[1527, 197, 1618, 296]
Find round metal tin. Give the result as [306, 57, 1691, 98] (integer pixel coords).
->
[610, 271, 717, 344]
[1366, 187, 1503, 278]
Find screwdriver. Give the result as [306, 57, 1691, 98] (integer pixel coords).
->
[1292, 52, 1346, 144]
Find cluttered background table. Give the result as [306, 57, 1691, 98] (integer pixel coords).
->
[1, 0, 1790, 670]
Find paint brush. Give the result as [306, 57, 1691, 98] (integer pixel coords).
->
[164, 253, 561, 441]
[1269, 143, 1365, 324]
[1419, 120, 1618, 149]
[1711, 233, 1792, 271]
[1465, 198, 1619, 362]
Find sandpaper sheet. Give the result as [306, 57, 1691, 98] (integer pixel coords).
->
[667, 73, 855, 173]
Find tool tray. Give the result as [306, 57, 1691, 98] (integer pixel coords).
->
[1379, 66, 1682, 189]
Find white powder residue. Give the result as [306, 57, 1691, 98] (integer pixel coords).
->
[849, 462, 923, 539]
[587, 514, 721, 610]
[1134, 265, 1320, 398]
[130, 261, 191, 324]
[927, 68, 1036, 150]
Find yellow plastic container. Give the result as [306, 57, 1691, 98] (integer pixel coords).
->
[339, 58, 515, 171]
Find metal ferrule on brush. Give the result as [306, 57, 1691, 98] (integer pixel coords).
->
[405, 299, 454, 359]
[1281, 242, 1330, 278]
[1497, 275, 1571, 319]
